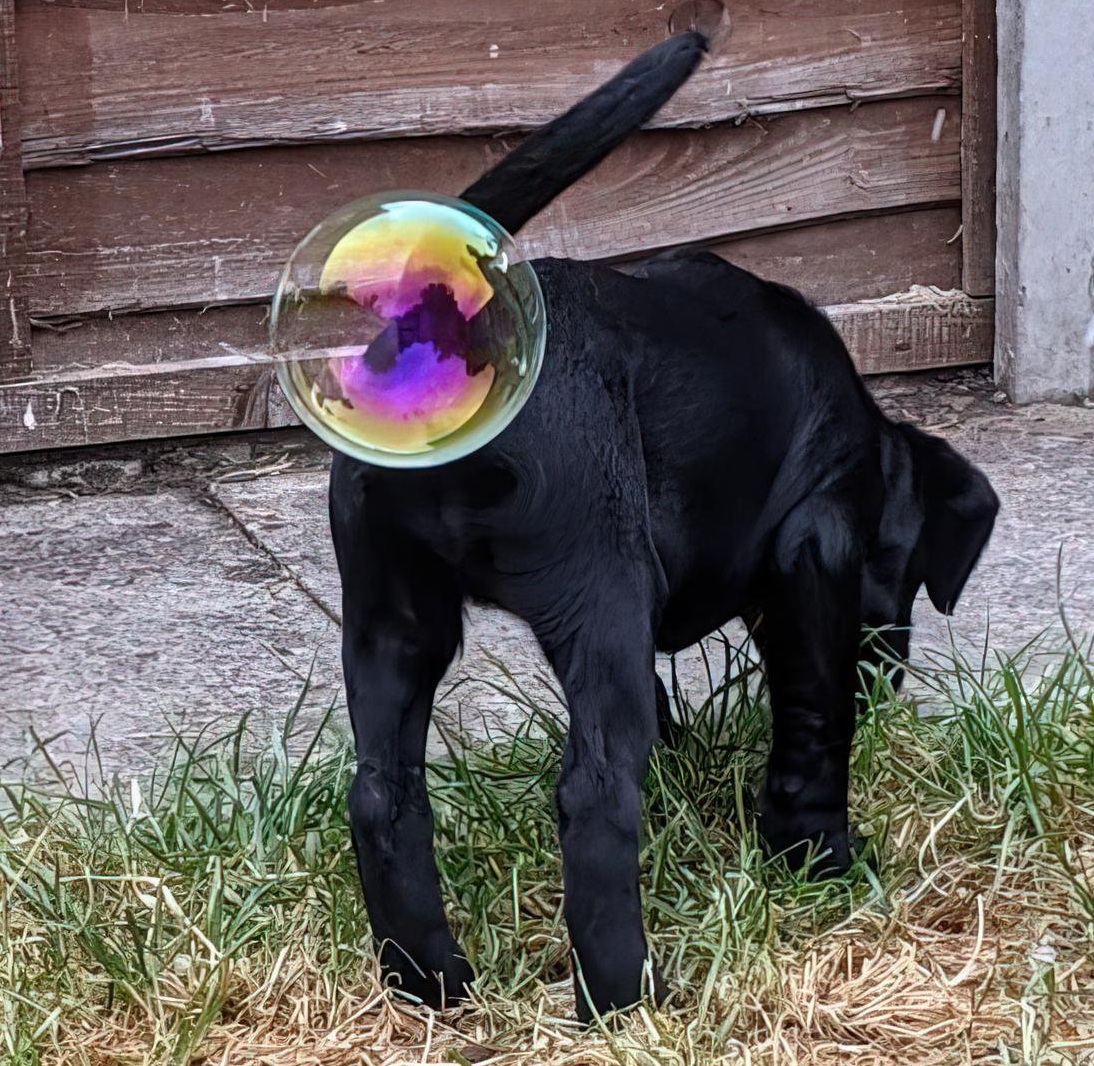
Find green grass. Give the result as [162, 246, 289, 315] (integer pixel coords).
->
[2, 637, 1093, 1066]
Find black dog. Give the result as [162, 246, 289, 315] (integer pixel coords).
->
[327, 32, 998, 1019]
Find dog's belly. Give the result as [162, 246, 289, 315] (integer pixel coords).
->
[656, 577, 752, 653]
[648, 489, 772, 654]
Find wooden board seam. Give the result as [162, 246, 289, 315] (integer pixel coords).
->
[1, 1, 30, 382]
[1, 292, 996, 455]
[960, 0, 998, 296]
[24, 96, 964, 317]
[10, 292, 992, 389]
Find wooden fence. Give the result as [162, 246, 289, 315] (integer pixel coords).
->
[0, 0, 996, 453]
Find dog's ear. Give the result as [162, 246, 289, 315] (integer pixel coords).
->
[899, 424, 999, 615]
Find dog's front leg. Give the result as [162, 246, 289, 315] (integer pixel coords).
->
[534, 577, 664, 1021]
[758, 496, 863, 877]
[330, 469, 472, 1007]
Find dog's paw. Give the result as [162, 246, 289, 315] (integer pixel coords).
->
[379, 937, 475, 1010]
[575, 963, 669, 1024]
[762, 826, 854, 879]
[758, 803, 855, 880]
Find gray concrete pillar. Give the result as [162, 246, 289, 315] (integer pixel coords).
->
[995, 0, 1094, 403]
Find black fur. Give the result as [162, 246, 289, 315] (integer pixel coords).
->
[461, 31, 707, 234]
[327, 35, 999, 1020]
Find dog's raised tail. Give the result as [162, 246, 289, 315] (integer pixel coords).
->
[460, 31, 707, 236]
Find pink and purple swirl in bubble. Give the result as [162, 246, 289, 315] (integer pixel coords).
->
[272, 194, 544, 465]
[310, 200, 500, 453]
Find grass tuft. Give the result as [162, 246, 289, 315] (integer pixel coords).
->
[2, 639, 1093, 1065]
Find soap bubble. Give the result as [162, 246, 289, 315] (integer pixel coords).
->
[270, 192, 546, 467]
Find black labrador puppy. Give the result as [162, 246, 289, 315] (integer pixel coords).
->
[327, 32, 999, 1019]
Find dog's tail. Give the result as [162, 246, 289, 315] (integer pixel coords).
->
[460, 31, 707, 236]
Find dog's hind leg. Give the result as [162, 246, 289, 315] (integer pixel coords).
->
[757, 495, 863, 877]
[654, 673, 681, 748]
[529, 566, 665, 1021]
[329, 462, 471, 1008]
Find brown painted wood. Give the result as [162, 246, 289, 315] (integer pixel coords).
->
[19, 1, 360, 9]
[1, 362, 273, 451]
[0, 0, 30, 383]
[24, 208, 962, 386]
[15, 0, 963, 169]
[677, 208, 962, 307]
[2, 291, 992, 453]
[25, 97, 962, 318]
[26, 304, 270, 377]
[961, 0, 997, 296]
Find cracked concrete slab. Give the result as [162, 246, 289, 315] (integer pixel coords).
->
[0, 490, 344, 782]
[211, 472, 749, 736]
[1, 371, 1090, 785]
[912, 415, 1094, 663]
[211, 397, 1094, 733]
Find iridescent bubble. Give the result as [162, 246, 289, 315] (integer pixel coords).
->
[270, 192, 546, 467]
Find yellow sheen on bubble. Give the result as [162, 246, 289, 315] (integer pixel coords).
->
[270, 192, 546, 468]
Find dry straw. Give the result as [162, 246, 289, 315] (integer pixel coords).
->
[2, 634, 1092, 1065]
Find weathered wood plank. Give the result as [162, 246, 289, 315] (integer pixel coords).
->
[3, 292, 992, 453]
[25, 209, 962, 381]
[961, 0, 997, 296]
[826, 291, 993, 374]
[15, 0, 963, 169]
[2, 362, 273, 451]
[672, 207, 962, 307]
[27, 304, 270, 376]
[25, 97, 962, 318]
[0, 0, 30, 383]
[17, 0, 360, 9]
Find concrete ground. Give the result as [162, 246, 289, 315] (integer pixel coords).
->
[1, 368, 1091, 783]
